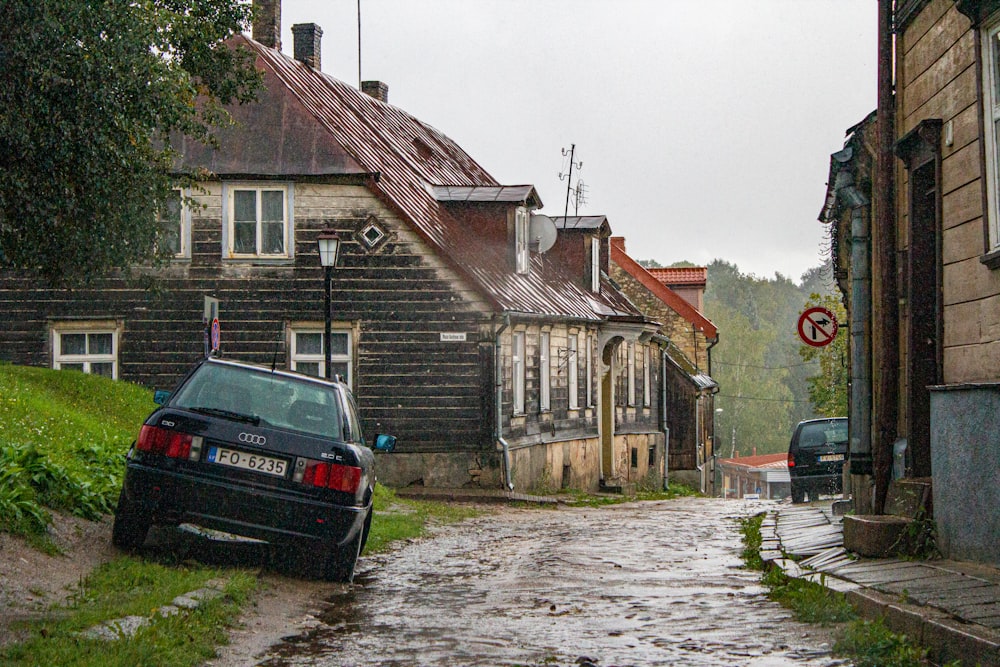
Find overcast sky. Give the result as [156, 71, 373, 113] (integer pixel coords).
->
[275, 1, 876, 283]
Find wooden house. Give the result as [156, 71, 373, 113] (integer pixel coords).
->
[0, 4, 676, 495]
[717, 453, 791, 501]
[821, 0, 1000, 566]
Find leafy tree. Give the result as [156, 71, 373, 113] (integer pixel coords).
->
[0, 0, 262, 282]
[638, 259, 664, 269]
[798, 293, 848, 417]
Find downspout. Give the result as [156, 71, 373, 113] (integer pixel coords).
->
[658, 338, 671, 491]
[846, 181, 873, 513]
[874, 0, 897, 514]
[495, 314, 514, 491]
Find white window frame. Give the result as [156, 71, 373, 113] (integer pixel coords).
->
[568, 334, 579, 410]
[51, 323, 120, 379]
[289, 325, 353, 388]
[590, 236, 601, 291]
[540, 331, 551, 412]
[515, 206, 529, 274]
[513, 331, 526, 414]
[224, 183, 293, 259]
[643, 345, 651, 408]
[627, 342, 636, 406]
[160, 188, 191, 259]
[586, 333, 594, 408]
[984, 18, 1000, 249]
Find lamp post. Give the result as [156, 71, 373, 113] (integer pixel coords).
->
[316, 231, 341, 380]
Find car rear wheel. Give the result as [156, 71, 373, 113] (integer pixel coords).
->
[111, 490, 151, 552]
[790, 483, 806, 504]
[322, 529, 363, 583]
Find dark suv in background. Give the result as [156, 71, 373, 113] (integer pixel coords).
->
[786, 417, 848, 504]
[112, 357, 395, 582]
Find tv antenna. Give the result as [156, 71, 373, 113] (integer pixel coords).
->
[573, 179, 588, 215]
[559, 144, 583, 221]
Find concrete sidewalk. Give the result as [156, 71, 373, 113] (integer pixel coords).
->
[761, 502, 1000, 666]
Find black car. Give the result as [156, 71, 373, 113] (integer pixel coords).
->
[786, 417, 848, 504]
[112, 357, 395, 582]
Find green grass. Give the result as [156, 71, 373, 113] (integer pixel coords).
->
[738, 512, 765, 571]
[833, 617, 933, 667]
[0, 558, 257, 667]
[0, 363, 155, 536]
[561, 482, 699, 507]
[761, 568, 857, 624]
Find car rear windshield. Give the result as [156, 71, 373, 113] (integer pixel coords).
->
[171, 363, 345, 441]
[798, 421, 847, 448]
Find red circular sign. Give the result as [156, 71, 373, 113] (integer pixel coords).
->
[797, 306, 838, 347]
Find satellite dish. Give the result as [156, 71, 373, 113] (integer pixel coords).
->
[528, 214, 558, 253]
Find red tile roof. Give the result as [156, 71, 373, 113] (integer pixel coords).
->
[237, 36, 644, 322]
[648, 267, 707, 286]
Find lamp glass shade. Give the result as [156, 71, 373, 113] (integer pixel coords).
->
[317, 234, 340, 267]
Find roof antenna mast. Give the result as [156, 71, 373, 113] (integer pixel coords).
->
[357, 0, 362, 88]
[559, 144, 583, 221]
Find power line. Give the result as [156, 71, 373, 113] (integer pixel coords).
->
[714, 360, 819, 370]
[716, 393, 813, 404]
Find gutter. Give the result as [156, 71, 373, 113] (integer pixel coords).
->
[494, 314, 514, 491]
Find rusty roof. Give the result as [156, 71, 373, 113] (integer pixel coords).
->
[717, 453, 789, 470]
[221, 36, 645, 322]
[647, 267, 707, 286]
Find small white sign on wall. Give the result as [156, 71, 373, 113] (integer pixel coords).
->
[440, 332, 467, 342]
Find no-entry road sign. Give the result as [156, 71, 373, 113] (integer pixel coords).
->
[797, 306, 838, 347]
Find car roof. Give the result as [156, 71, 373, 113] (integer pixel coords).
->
[202, 357, 345, 391]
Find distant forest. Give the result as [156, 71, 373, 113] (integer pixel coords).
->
[642, 258, 846, 457]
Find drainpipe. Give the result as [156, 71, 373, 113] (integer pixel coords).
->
[657, 338, 670, 490]
[495, 314, 514, 491]
[844, 178, 873, 514]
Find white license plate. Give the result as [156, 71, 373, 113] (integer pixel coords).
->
[207, 446, 288, 477]
[819, 454, 845, 462]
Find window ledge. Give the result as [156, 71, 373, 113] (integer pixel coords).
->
[981, 248, 1000, 270]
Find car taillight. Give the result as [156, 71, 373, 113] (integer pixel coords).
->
[135, 425, 199, 461]
[300, 460, 362, 494]
[787, 452, 795, 468]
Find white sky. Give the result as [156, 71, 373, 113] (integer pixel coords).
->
[276, 0, 877, 283]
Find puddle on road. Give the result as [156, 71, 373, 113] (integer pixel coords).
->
[258, 498, 848, 667]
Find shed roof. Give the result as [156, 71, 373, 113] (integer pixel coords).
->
[430, 184, 541, 206]
[551, 216, 610, 231]
[717, 453, 789, 471]
[193, 36, 645, 323]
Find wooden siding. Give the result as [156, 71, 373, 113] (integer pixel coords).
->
[897, 1, 1000, 385]
[0, 182, 497, 454]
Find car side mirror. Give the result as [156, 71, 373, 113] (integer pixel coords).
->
[153, 390, 171, 405]
[374, 434, 396, 452]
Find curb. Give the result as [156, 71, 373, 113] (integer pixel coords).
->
[761, 509, 1000, 667]
[78, 578, 229, 641]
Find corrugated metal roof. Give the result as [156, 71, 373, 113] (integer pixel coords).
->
[717, 453, 789, 471]
[242, 36, 643, 322]
[430, 184, 541, 206]
[551, 215, 609, 231]
[648, 267, 707, 286]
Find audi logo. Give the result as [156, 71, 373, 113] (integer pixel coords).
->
[238, 433, 266, 446]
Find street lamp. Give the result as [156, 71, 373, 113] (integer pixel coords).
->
[316, 231, 341, 380]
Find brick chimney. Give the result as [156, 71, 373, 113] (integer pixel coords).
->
[292, 23, 323, 69]
[611, 236, 626, 252]
[361, 81, 389, 103]
[252, 0, 281, 49]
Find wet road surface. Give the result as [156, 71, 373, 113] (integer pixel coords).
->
[257, 497, 847, 667]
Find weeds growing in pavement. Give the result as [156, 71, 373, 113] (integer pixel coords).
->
[833, 617, 933, 667]
[737, 512, 765, 571]
[762, 568, 856, 624]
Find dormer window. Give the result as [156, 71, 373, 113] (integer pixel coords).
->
[515, 206, 529, 274]
[590, 236, 600, 291]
